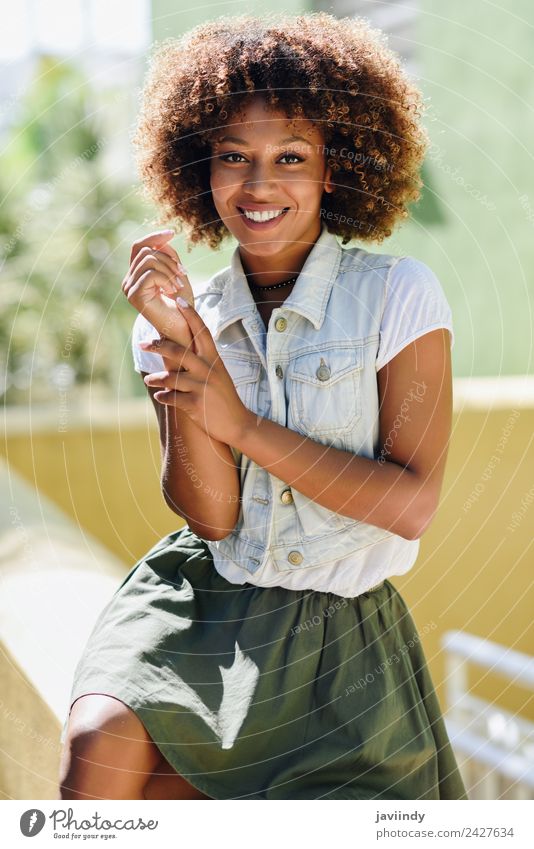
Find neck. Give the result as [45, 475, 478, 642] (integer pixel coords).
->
[238, 221, 321, 287]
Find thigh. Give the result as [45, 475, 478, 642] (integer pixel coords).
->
[59, 694, 162, 799]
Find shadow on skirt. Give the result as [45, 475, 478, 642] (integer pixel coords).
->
[62, 524, 468, 800]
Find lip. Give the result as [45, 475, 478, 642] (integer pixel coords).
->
[236, 205, 290, 230]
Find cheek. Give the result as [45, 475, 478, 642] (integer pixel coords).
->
[209, 177, 225, 211]
[210, 168, 232, 203]
[291, 171, 325, 205]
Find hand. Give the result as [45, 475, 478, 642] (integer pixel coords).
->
[140, 301, 255, 446]
[121, 229, 195, 348]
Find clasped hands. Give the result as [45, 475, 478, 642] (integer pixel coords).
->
[140, 299, 254, 447]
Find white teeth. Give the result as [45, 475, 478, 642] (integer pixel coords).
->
[241, 208, 286, 222]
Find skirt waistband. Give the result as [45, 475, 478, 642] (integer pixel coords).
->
[364, 580, 385, 594]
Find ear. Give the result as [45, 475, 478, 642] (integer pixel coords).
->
[323, 162, 335, 194]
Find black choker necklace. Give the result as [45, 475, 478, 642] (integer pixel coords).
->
[247, 275, 298, 291]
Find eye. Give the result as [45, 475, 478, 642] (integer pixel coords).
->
[278, 153, 303, 164]
[218, 152, 246, 163]
[217, 152, 304, 164]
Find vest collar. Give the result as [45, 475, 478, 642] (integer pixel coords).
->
[205, 223, 343, 341]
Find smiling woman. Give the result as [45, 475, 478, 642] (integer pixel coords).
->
[131, 11, 428, 252]
[208, 94, 336, 286]
[60, 10, 466, 802]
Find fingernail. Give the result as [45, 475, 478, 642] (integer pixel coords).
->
[174, 277, 184, 289]
[176, 295, 189, 308]
[177, 262, 187, 275]
[138, 340, 152, 348]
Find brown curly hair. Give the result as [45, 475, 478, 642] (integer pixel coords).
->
[132, 11, 429, 251]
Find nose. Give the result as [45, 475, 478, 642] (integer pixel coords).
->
[242, 160, 278, 197]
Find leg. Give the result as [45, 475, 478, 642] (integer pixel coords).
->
[58, 694, 162, 799]
[59, 693, 211, 800]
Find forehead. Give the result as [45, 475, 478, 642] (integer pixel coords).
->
[211, 95, 323, 145]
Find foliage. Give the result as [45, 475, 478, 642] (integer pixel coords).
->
[0, 55, 151, 405]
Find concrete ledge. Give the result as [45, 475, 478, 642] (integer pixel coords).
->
[2, 376, 534, 438]
[0, 459, 127, 798]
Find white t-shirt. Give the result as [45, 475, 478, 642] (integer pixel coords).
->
[131, 255, 454, 597]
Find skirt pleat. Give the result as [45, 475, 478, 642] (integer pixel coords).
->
[63, 524, 468, 800]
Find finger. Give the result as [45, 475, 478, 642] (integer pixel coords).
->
[175, 300, 218, 363]
[143, 370, 200, 392]
[129, 249, 184, 293]
[152, 389, 197, 415]
[138, 338, 207, 377]
[130, 230, 177, 265]
[124, 267, 179, 301]
[131, 247, 178, 278]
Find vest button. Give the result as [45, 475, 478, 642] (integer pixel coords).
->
[280, 488, 293, 505]
[288, 550, 303, 565]
[275, 316, 287, 332]
[275, 364, 284, 379]
[316, 358, 331, 381]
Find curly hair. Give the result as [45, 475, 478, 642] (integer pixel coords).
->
[132, 11, 429, 251]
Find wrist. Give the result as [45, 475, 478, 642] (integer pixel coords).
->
[232, 406, 260, 452]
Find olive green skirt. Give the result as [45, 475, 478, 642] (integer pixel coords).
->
[63, 524, 468, 800]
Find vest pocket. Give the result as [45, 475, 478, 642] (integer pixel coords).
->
[221, 356, 261, 409]
[287, 346, 363, 439]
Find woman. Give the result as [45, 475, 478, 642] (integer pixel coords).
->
[59, 11, 467, 800]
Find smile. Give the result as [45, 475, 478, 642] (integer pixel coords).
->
[236, 206, 290, 228]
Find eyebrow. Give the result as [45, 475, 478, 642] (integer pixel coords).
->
[216, 134, 313, 146]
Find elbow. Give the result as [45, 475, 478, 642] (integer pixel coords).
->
[403, 502, 438, 541]
[190, 525, 233, 542]
[162, 489, 239, 541]
[187, 516, 237, 541]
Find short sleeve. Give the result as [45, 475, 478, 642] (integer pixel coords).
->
[375, 256, 454, 371]
[131, 312, 165, 374]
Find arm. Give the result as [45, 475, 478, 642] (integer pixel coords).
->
[123, 230, 240, 540]
[144, 303, 453, 541]
[141, 372, 241, 541]
[232, 328, 453, 540]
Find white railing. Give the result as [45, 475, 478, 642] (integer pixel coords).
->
[441, 630, 534, 800]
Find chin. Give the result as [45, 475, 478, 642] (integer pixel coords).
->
[240, 238, 291, 251]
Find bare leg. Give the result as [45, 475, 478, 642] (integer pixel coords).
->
[58, 694, 208, 800]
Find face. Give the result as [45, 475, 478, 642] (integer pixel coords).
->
[209, 94, 334, 268]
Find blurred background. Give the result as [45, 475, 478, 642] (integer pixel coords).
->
[0, 0, 532, 800]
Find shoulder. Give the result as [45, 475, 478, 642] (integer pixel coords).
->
[383, 255, 448, 302]
[193, 266, 228, 307]
[381, 256, 453, 334]
[338, 244, 444, 294]
[374, 254, 454, 371]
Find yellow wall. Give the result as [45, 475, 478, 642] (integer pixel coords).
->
[2, 383, 533, 720]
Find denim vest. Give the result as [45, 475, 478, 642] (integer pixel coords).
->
[193, 223, 410, 577]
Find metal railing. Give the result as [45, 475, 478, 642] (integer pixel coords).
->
[441, 630, 534, 800]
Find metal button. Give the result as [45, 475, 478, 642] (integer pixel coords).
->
[275, 364, 284, 379]
[280, 488, 293, 505]
[316, 357, 331, 381]
[288, 550, 303, 565]
[275, 316, 287, 332]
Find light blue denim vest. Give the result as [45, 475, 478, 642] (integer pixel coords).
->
[194, 223, 402, 576]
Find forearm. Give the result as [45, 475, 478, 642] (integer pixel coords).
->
[233, 412, 427, 540]
[162, 405, 240, 540]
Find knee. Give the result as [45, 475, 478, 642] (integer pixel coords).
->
[58, 725, 103, 799]
[58, 695, 157, 800]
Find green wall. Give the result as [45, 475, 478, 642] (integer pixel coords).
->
[146, 1, 533, 377]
